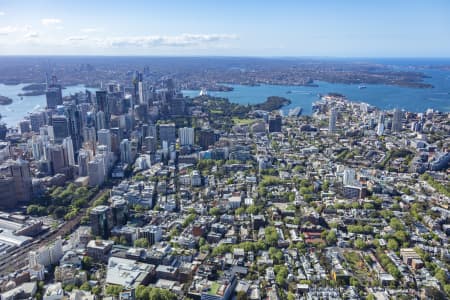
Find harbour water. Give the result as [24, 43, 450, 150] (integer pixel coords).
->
[0, 84, 97, 127]
[183, 69, 450, 116]
[0, 66, 449, 127]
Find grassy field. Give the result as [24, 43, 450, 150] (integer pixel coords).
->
[232, 117, 255, 125]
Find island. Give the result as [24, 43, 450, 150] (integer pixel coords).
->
[252, 96, 291, 111]
[0, 95, 13, 105]
[18, 83, 47, 96]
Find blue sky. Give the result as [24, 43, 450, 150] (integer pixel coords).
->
[0, 0, 449, 57]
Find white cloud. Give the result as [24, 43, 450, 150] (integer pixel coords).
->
[41, 18, 62, 26]
[67, 35, 88, 41]
[0, 26, 18, 35]
[0, 11, 5, 16]
[24, 31, 39, 38]
[107, 33, 238, 48]
[81, 27, 103, 33]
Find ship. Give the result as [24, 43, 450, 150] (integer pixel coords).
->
[199, 88, 208, 96]
[288, 107, 303, 117]
[358, 85, 367, 89]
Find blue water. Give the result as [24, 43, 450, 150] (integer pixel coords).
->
[183, 69, 450, 115]
[0, 84, 98, 127]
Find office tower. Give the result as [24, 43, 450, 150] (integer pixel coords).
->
[50, 144, 68, 174]
[148, 124, 157, 139]
[30, 111, 46, 133]
[83, 126, 97, 144]
[328, 108, 337, 133]
[97, 129, 112, 152]
[0, 159, 32, 207]
[46, 87, 63, 109]
[268, 115, 282, 133]
[40, 125, 55, 142]
[51, 115, 70, 144]
[179, 127, 195, 146]
[90, 205, 113, 239]
[19, 120, 31, 134]
[78, 150, 89, 177]
[159, 123, 176, 146]
[138, 72, 145, 105]
[64, 103, 83, 155]
[145, 136, 157, 154]
[198, 129, 216, 150]
[95, 91, 110, 128]
[111, 197, 128, 226]
[62, 137, 75, 166]
[120, 139, 133, 164]
[31, 136, 44, 160]
[135, 104, 148, 123]
[170, 97, 186, 116]
[377, 113, 385, 136]
[96, 110, 106, 130]
[392, 108, 403, 132]
[88, 156, 106, 187]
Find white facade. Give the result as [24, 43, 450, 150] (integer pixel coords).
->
[179, 127, 195, 146]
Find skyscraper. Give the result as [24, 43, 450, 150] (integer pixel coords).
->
[120, 139, 133, 164]
[30, 111, 46, 133]
[159, 123, 176, 146]
[51, 115, 70, 144]
[62, 137, 75, 166]
[95, 91, 110, 128]
[268, 115, 282, 133]
[78, 149, 90, 177]
[90, 205, 114, 239]
[376, 113, 385, 136]
[179, 127, 195, 146]
[0, 159, 32, 206]
[328, 108, 337, 133]
[97, 129, 112, 153]
[392, 108, 403, 132]
[198, 129, 216, 150]
[45, 87, 63, 109]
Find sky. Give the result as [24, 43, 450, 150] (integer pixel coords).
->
[0, 0, 449, 57]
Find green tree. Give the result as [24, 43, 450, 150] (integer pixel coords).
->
[81, 256, 93, 270]
[326, 230, 337, 246]
[134, 238, 149, 248]
[387, 239, 399, 251]
[105, 285, 123, 296]
[80, 282, 91, 291]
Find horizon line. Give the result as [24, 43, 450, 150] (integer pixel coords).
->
[0, 54, 450, 60]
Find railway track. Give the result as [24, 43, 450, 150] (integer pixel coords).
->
[0, 188, 109, 276]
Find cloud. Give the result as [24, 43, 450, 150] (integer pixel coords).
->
[67, 35, 88, 41]
[0, 26, 18, 35]
[81, 27, 103, 33]
[107, 33, 238, 48]
[41, 18, 62, 26]
[24, 31, 39, 38]
[0, 12, 5, 16]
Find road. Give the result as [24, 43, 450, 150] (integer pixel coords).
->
[0, 188, 109, 276]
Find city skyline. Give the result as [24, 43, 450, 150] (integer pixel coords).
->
[0, 0, 449, 57]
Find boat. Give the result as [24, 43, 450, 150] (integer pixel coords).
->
[358, 85, 367, 89]
[199, 88, 208, 96]
[286, 90, 292, 94]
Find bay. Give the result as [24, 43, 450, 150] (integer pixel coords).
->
[183, 69, 450, 115]
[0, 84, 98, 127]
